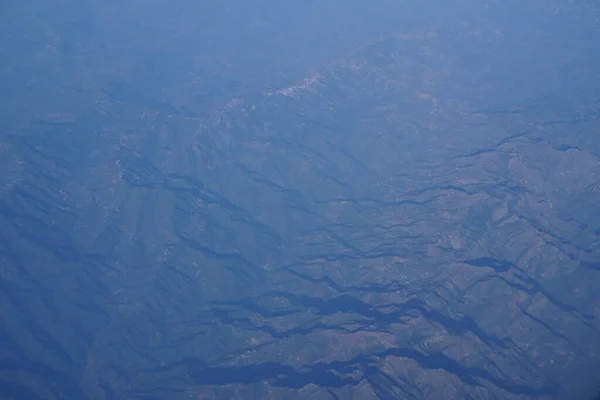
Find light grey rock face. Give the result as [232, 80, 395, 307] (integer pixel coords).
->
[1, 1, 600, 399]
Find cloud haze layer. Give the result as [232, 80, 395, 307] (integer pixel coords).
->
[1, 1, 599, 399]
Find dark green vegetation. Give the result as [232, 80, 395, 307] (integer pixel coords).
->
[1, 1, 600, 399]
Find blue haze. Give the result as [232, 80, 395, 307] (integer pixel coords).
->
[1, 1, 600, 399]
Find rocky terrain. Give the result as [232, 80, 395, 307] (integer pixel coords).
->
[1, 1, 600, 399]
